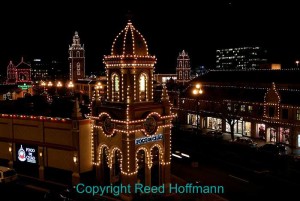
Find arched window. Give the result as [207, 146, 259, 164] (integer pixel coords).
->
[139, 73, 147, 101]
[179, 71, 182, 79]
[185, 71, 188, 80]
[76, 51, 80, 57]
[112, 74, 120, 101]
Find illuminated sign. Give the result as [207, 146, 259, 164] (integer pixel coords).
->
[135, 134, 163, 145]
[16, 144, 38, 164]
[18, 83, 32, 90]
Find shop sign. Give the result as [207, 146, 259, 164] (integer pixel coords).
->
[16, 144, 38, 164]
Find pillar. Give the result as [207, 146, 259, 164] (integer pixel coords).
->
[96, 164, 102, 184]
[72, 152, 80, 185]
[8, 143, 13, 169]
[251, 121, 256, 138]
[161, 164, 171, 193]
[145, 165, 151, 186]
[200, 116, 204, 129]
[38, 146, 44, 180]
[222, 118, 226, 133]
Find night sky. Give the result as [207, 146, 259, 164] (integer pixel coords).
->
[1, 1, 300, 75]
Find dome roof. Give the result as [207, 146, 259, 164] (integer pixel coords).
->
[111, 21, 149, 56]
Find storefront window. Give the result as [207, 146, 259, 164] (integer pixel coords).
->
[207, 117, 222, 130]
[226, 122, 230, 132]
[244, 122, 251, 136]
[279, 127, 290, 144]
[267, 128, 277, 143]
[187, 113, 200, 127]
[256, 124, 266, 139]
[298, 135, 300, 147]
[241, 105, 245, 112]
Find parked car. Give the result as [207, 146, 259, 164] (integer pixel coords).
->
[0, 166, 17, 184]
[206, 130, 223, 139]
[233, 137, 257, 148]
[258, 143, 288, 157]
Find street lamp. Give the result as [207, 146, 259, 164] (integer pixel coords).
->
[56, 81, 62, 95]
[296, 60, 299, 68]
[40, 81, 46, 93]
[94, 82, 102, 102]
[192, 83, 203, 134]
[68, 81, 74, 95]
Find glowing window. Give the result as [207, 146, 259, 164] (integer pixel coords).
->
[139, 74, 146, 92]
[114, 76, 119, 92]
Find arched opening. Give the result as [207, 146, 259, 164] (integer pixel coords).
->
[139, 73, 147, 101]
[101, 147, 110, 185]
[112, 149, 122, 185]
[19, 73, 27, 81]
[137, 149, 146, 185]
[179, 71, 182, 79]
[112, 74, 120, 101]
[76, 51, 80, 57]
[151, 147, 160, 186]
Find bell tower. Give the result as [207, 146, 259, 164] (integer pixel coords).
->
[92, 20, 174, 190]
[176, 50, 191, 85]
[69, 31, 85, 81]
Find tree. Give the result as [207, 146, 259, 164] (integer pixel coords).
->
[221, 101, 241, 141]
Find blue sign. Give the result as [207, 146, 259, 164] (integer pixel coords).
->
[135, 134, 163, 145]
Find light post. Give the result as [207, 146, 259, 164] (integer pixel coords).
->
[296, 60, 299, 68]
[68, 81, 74, 96]
[94, 82, 103, 102]
[56, 81, 62, 95]
[40, 81, 46, 93]
[192, 83, 203, 134]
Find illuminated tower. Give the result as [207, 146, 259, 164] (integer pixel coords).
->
[176, 50, 191, 85]
[6, 61, 16, 84]
[69, 31, 85, 81]
[93, 20, 174, 189]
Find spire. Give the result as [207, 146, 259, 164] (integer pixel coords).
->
[21, 56, 24, 62]
[72, 98, 82, 119]
[126, 10, 133, 23]
[72, 31, 80, 45]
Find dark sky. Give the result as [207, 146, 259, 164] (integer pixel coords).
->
[1, 1, 300, 75]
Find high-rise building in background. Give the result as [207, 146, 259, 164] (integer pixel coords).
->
[69, 31, 85, 81]
[216, 46, 267, 69]
[176, 50, 191, 85]
[31, 59, 66, 81]
[31, 59, 49, 81]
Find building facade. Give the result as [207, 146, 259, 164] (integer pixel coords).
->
[176, 50, 191, 85]
[91, 20, 173, 188]
[178, 69, 300, 153]
[6, 57, 32, 85]
[0, 100, 91, 184]
[69, 31, 85, 81]
[216, 47, 267, 69]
